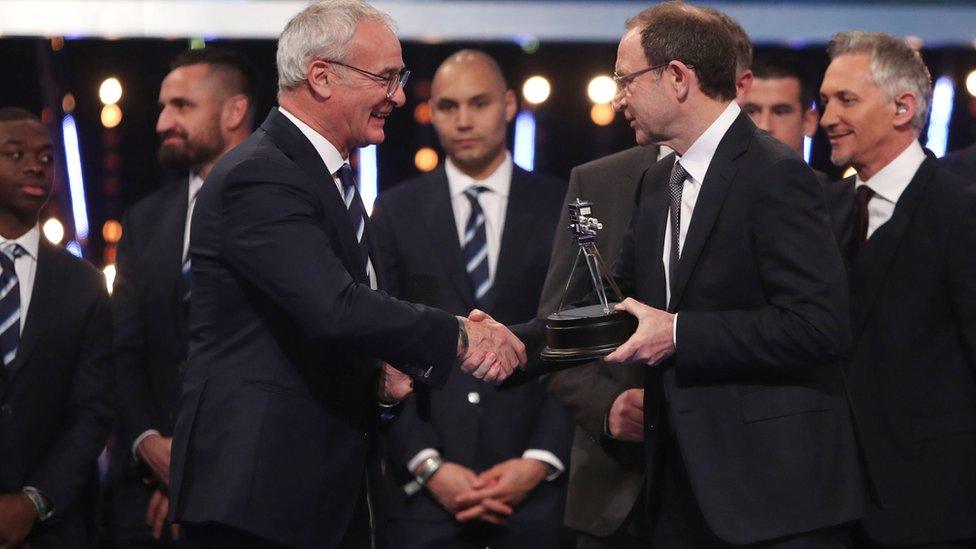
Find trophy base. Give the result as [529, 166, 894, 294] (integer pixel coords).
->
[541, 303, 637, 363]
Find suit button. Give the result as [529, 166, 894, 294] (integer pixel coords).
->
[648, 424, 655, 431]
[467, 392, 480, 405]
[0, 404, 11, 417]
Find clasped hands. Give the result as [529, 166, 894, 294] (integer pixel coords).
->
[424, 458, 548, 526]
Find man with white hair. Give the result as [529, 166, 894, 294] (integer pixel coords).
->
[166, 1, 526, 547]
[820, 31, 976, 547]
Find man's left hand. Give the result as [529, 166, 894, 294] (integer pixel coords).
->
[0, 493, 38, 547]
[378, 362, 413, 403]
[455, 458, 548, 511]
[605, 298, 676, 366]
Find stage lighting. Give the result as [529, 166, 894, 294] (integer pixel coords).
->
[522, 76, 551, 105]
[42, 218, 64, 245]
[101, 104, 122, 128]
[590, 104, 615, 126]
[587, 76, 616, 104]
[414, 147, 439, 172]
[99, 77, 122, 105]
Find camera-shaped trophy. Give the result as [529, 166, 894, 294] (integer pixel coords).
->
[541, 199, 637, 362]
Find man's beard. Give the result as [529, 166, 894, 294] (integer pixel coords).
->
[158, 127, 224, 171]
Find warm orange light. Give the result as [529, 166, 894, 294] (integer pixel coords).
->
[102, 219, 123, 243]
[414, 103, 432, 125]
[590, 103, 615, 126]
[101, 104, 122, 128]
[62, 93, 76, 113]
[414, 147, 439, 172]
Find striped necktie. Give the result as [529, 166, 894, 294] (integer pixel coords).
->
[337, 164, 370, 278]
[461, 186, 491, 303]
[0, 244, 24, 371]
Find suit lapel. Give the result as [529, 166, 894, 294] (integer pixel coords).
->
[261, 109, 368, 283]
[641, 158, 672, 311]
[482, 167, 533, 312]
[668, 115, 749, 311]
[423, 168, 476, 309]
[4, 242, 62, 382]
[850, 156, 934, 339]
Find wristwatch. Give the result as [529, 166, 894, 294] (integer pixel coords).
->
[403, 455, 444, 496]
[22, 486, 54, 522]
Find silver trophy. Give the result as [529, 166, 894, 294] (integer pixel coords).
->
[541, 199, 636, 362]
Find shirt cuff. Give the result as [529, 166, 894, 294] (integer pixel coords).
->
[672, 312, 679, 349]
[132, 429, 161, 461]
[522, 449, 564, 481]
[407, 448, 441, 475]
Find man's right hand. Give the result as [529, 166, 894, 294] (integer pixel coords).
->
[458, 311, 526, 384]
[136, 434, 172, 487]
[608, 388, 645, 442]
[424, 462, 479, 515]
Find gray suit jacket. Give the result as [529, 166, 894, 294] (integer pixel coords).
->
[538, 145, 659, 537]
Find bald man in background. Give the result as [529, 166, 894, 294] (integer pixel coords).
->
[371, 50, 572, 549]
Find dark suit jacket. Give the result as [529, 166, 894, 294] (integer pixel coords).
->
[106, 174, 189, 542]
[370, 164, 573, 524]
[0, 241, 113, 548]
[168, 108, 462, 549]
[840, 155, 976, 545]
[537, 145, 659, 537]
[615, 113, 864, 544]
[941, 143, 976, 183]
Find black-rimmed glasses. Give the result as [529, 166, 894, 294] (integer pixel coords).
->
[324, 60, 411, 100]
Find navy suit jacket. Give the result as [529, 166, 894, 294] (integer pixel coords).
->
[841, 155, 976, 545]
[106, 174, 190, 542]
[370, 164, 572, 524]
[615, 113, 865, 544]
[0, 241, 113, 548]
[168, 108, 462, 548]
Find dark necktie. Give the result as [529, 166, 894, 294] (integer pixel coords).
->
[337, 164, 371, 278]
[0, 244, 24, 372]
[461, 186, 491, 303]
[852, 184, 876, 258]
[668, 161, 689, 288]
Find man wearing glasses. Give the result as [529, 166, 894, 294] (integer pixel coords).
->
[601, 2, 864, 546]
[166, 1, 528, 547]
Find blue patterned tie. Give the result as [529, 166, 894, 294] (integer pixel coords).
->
[668, 161, 688, 289]
[0, 244, 24, 371]
[337, 164, 370, 278]
[461, 186, 491, 303]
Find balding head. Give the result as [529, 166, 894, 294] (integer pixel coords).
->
[429, 49, 516, 180]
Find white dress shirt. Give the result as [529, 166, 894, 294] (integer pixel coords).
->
[855, 139, 926, 240]
[406, 154, 564, 482]
[0, 224, 40, 333]
[661, 102, 740, 348]
[445, 153, 512, 279]
[182, 173, 205, 264]
[279, 107, 377, 290]
[663, 101, 740, 306]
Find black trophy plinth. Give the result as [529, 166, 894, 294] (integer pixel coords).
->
[541, 303, 637, 363]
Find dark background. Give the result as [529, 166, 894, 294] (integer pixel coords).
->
[2, 36, 975, 266]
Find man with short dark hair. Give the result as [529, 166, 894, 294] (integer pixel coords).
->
[821, 31, 976, 547]
[605, 2, 864, 545]
[744, 53, 818, 157]
[105, 46, 257, 546]
[0, 107, 113, 548]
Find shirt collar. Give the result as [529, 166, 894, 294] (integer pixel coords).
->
[188, 172, 205, 203]
[445, 152, 513, 198]
[278, 106, 348, 176]
[0, 224, 40, 261]
[677, 101, 741, 184]
[854, 139, 926, 205]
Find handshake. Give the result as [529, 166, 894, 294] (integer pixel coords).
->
[378, 310, 526, 403]
[456, 309, 527, 385]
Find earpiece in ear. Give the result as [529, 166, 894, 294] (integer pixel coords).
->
[896, 105, 907, 115]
